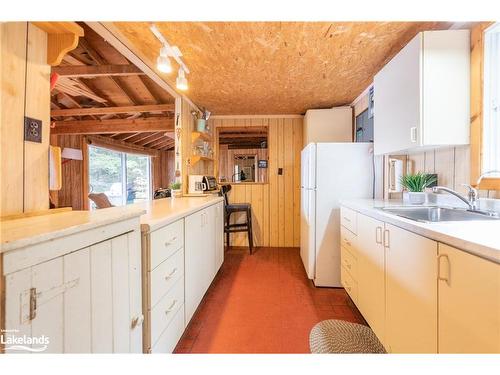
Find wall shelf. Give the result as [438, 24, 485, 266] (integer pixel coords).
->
[191, 131, 213, 143]
[190, 155, 214, 165]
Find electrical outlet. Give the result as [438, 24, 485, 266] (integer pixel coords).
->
[24, 116, 42, 143]
[278, 168, 283, 175]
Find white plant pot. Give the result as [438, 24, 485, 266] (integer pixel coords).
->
[407, 192, 426, 205]
[172, 189, 182, 198]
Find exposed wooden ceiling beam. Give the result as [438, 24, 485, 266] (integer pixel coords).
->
[134, 132, 166, 147]
[51, 103, 174, 117]
[51, 117, 174, 135]
[78, 38, 139, 105]
[52, 64, 144, 78]
[112, 132, 141, 141]
[147, 138, 172, 149]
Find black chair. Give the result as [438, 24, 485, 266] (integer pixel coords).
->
[219, 184, 253, 254]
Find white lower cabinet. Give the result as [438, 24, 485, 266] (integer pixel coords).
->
[438, 244, 500, 353]
[3, 230, 143, 353]
[384, 223, 438, 353]
[356, 213, 386, 346]
[185, 205, 218, 324]
[142, 200, 224, 353]
[341, 206, 500, 354]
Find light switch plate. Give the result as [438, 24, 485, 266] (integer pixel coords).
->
[24, 116, 42, 143]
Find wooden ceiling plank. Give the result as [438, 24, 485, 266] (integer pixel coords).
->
[52, 117, 174, 135]
[52, 64, 145, 78]
[147, 138, 173, 149]
[122, 132, 158, 143]
[136, 133, 167, 147]
[51, 103, 174, 117]
[79, 37, 139, 105]
[55, 77, 108, 103]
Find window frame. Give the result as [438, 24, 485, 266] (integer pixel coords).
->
[87, 144, 152, 208]
[470, 22, 500, 190]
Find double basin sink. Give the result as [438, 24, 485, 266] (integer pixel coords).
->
[377, 206, 500, 223]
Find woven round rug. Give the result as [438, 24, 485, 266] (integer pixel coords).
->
[309, 319, 386, 353]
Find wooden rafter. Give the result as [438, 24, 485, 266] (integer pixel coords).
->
[55, 77, 107, 103]
[147, 138, 172, 149]
[52, 64, 144, 78]
[52, 117, 174, 134]
[135, 132, 166, 147]
[79, 38, 139, 105]
[51, 104, 174, 117]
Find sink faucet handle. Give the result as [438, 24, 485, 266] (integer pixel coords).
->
[461, 184, 479, 208]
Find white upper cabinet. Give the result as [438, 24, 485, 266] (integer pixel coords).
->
[374, 30, 470, 155]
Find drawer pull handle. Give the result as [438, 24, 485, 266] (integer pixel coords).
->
[346, 264, 351, 269]
[131, 314, 144, 329]
[164, 236, 178, 247]
[383, 229, 390, 248]
[165, 268, 178, 281]
[165, 300, 178, 315]
[343, 239, 351, 246]
[343, 217, 351, 223]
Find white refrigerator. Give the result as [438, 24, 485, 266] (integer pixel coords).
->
[300, 142, 374, 287]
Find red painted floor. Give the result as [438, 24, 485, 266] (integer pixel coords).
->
[174, 247, 366, 354]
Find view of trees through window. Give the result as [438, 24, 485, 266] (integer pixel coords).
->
[89, 145, 151, 207]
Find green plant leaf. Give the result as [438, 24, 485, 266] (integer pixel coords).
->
[399, 172, 436, 192]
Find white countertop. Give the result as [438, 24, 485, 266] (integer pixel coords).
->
[138, 195, 224, 232]
[0, 205, 145, 253]
[340, 199, 500, 264]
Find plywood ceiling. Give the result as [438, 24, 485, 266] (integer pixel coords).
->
[112, 22, 451, 115]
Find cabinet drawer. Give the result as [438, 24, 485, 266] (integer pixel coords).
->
[341, 264, 358, 302]
[150, 277, 184, 347]
[150, 219, 184, 270]
[150, 248, 184, 308]
[340, 206, 357, 234]
[340, 226, 356, 254]
[341, 246, 358, 281]
[150, 305, 185, 354]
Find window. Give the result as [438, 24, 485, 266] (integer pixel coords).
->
[470, 22, 500, 190]
[217, 127, 268, 183]
[88, 145, 151, 207]
[483, 23, 500, 177]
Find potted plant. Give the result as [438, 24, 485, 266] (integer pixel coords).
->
[169, 181, 182, 198]
[400, 172, 437, 205]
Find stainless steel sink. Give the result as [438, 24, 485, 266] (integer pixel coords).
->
[377, 206, 500, 223]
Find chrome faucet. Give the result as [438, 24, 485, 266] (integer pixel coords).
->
[432, 185, 478, 210]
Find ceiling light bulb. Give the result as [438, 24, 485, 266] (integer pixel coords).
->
[157, 55, 172, 73]
[176, 68, 188, 91]
[160, 45, 170, 57]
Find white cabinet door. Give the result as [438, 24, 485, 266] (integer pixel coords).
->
[356, 213, 386, 346]
[215, 202, 224, 272]
[185, 208, 205, 323]
[205, 204, 217, 282]
[374, 33, 421, 155]
[438, 244, 500, 353]
[385, 224, 438, 353]
[3, 231, 143, 353]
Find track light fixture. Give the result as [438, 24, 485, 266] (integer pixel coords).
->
[150, 24, 190, 91]
[176, 67, 188, 91]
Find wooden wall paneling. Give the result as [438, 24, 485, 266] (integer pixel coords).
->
[0, 23, 27, 215]
[250, 184, 264, 247]
[284, 119, 294, 247]
[268, 118, 279, 247]
[213, 115, 302, 248]
[454, 146, 471, 195]
[292, 118, 303, 247]
[262, 183, 270, 247]
[424, 150, 436, 174]
[24, 23, 51, 212]
[435, 148, 456, 189]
